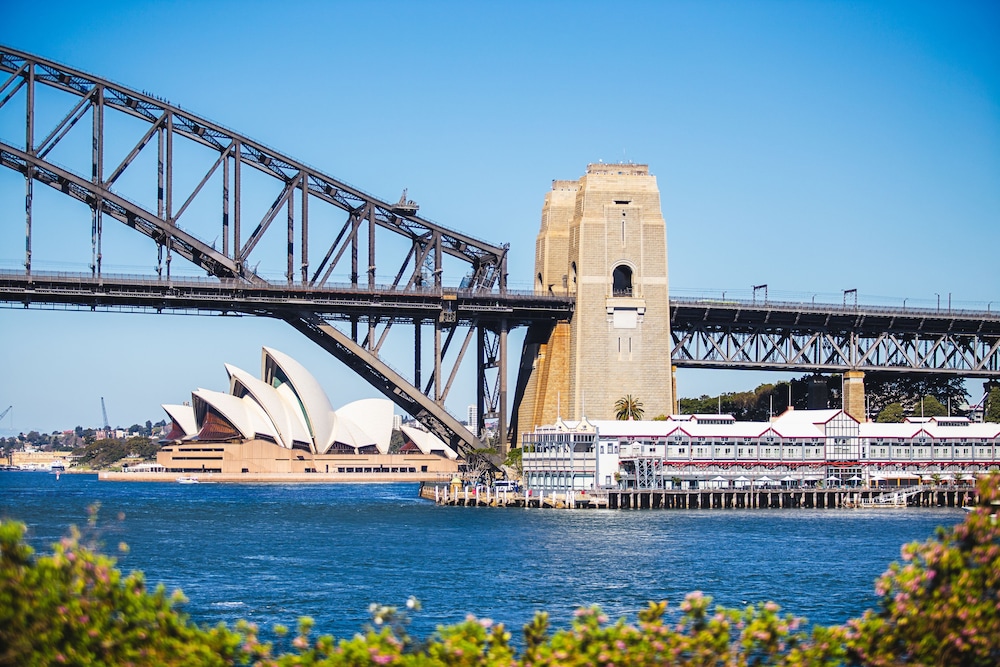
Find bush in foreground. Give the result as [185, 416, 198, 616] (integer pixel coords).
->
[1, 478, 998, 666]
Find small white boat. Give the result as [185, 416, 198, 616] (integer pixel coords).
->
[176, 476, 199, 484]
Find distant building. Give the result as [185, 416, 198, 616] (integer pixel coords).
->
[467, 405, 479, 437]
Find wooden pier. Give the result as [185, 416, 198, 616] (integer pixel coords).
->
[420, 484, 978, 511]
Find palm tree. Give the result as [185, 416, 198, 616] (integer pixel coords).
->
[614, 394, 644, 421]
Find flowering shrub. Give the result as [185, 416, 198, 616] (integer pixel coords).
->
[844, 475, 1000, 666]
[1, 478, 998, 666]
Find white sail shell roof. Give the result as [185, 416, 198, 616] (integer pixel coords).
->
[192, 388, 280, 443]
[226, 363, 313, 451]
[323, 411, 378, 453]
[161, 403, 197, 438]
[262, 347, 335, 450]
[336, 399, 394, 453]
[401, 425, 459, 459]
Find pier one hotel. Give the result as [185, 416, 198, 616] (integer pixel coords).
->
[521, 409, 1000, 493]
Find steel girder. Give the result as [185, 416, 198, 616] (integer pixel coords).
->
[0, 45, 518, 456]
[670, 298, 1000, 376]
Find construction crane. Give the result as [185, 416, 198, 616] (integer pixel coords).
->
[101, 397, 110, 430]
[0, 406, 11, 422]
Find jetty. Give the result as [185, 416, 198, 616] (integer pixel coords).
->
[421, 483, 978, 510]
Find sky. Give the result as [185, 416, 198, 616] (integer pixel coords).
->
[1, 0, 998, 435]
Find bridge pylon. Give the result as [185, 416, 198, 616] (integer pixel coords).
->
[515, 164, 674, 442]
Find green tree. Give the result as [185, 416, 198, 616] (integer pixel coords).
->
[985, 387, 1000, 423]
[876, 402, 905, 423]
[864, 372, 968, 417]
[915, 395, 948, 418]
[503, 447, 523, 477]
[614, 394, 644, 420]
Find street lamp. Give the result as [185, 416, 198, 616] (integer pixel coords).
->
[935, 293, 940, 310]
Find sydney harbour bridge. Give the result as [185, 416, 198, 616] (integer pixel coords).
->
[1, 45, 998, 455]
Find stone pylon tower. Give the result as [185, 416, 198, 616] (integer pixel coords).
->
[516, 163, 674, 439]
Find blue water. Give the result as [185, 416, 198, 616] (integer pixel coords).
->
[1, 472, 961, 641]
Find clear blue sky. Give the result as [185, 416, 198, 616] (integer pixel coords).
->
[1, 1, 998, 434]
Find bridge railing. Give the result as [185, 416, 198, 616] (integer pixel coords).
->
[0, 269, 576, 302]
[670, 295, 999, 319]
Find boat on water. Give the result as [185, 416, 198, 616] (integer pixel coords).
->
[176, 476, 199, 484]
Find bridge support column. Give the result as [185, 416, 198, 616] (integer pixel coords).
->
[843, 370, 866, 422]
[671, 365, 678, 415]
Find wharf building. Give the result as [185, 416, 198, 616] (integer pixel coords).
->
[517, 163, 675, 441]
[521, 408, 1000, 492]
[157, 347, 459, 478]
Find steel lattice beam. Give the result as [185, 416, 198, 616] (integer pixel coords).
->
[669, 298, 1000, 376]
[0, 45, 532, 456]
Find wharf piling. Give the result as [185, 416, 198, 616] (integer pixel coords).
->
[420, 484, 978, 510]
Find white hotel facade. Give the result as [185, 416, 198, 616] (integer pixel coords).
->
[521, 408, 1000, 492]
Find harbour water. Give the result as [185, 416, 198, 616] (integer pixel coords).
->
[1, 472, 963, 642]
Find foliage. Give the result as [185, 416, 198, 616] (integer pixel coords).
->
[503, 447, 523, 477]
[985, 386, 1000, 423]
[843, 474, 1000, 666]
[2, 479, 999, 666]
[915, 395, 948, 418]
[388, 430, 406, 454]
[679, 372, 973, 422]
[876, 402, 905, 423]
[71, 437, 161, 470]
[864, 372, 968, 418]
[0, 506, 254, 666]
[614, 394, 644, 420]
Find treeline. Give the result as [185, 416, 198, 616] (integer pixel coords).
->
[71, 437, 162, 470]
[679, 372, 998, 423]
[1, 477, 997, 665]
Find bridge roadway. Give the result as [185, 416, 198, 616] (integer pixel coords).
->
[3, 270, 999, 377]
[0, 270, 573, 326]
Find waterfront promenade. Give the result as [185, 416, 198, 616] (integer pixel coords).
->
[422, 483, 979, 511]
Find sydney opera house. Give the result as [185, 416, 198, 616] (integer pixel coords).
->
[156, 347, 460, 479]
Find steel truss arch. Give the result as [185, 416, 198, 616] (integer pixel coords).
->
[0, 45, 519, 456]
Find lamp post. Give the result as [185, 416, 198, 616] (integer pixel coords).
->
[935, 293, 940, 310]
